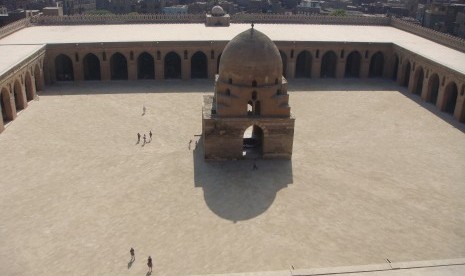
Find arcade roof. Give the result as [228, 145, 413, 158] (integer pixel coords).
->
[0, 44, 45, 78]
[0, 23, 464, 77]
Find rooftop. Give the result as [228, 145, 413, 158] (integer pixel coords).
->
[0, 23, 464, 77]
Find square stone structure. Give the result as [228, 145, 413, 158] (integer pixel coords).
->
[202, 28, 295, 160]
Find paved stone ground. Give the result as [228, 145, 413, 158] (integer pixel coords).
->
[0, 79, 464, 276]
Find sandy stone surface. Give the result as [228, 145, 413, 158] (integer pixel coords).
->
[0, 79, 464, 276]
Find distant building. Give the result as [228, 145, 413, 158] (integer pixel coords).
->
[163, 4, 188, 14]
[296, 0, 321, 14]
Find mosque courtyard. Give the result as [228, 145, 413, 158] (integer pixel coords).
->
[0, 79, 464, 276]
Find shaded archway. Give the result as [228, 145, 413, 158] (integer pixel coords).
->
[13, 80, 25, 111]
[83, 53, 101, 80]
[34, 64, 43, 91]
[413, 67, 424, 96]
[243, 125, 263, 159]
[427, 74, 440, 105]
[403, 61, 411, 87]
[110, 52, 128, 80]
[442, 82, 458, 115]
[137, 52, 155, 79]
[1, 87, 14, 123]
[164, 52, 181, 79]
[191, 51, 208, 79]
[25, 72, 34, 101]
[55, 54, 74, 81]
[216, 53, 222, 74]
[279, 51, 287, 78]
[344, 51, 361, 78]
[320, 51, 337, 78]
[295, 50, 312, 78]
[392, 55, 399, 81]
[369, 52, 384, 78]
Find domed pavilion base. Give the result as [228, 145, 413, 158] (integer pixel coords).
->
[202, 96, 295, 160]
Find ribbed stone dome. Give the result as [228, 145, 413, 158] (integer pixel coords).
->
[211, 5, 225, 16]
[219, 28, 282, 86]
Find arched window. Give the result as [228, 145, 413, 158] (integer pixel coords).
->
[83, 53, 101, 80]
[427, 74, 439, 105]
[344, 51, 361, 78]
[252, 80, 257, 87]
[110, 52, 128, 80]
[164, 52, 182, 79]
[55, 54, 74, 81]
[295, 50, 312, 78]
[369, 52, 384, 78]
[191, 51, 208, 79]
[443, 82, 458, 115]
[137, 52, 155, 79]
[320, 51, 337, 78]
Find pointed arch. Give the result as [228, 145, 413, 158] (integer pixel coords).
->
[25, 72, 34, 101]
[55, 54, 74, 81]
[164, 52, 182, 79]
[369, 51, 384, 78]
[279, 50, 287, 78]
[426, 73, 440, 105]
[392, 54, 399, 81]
[442, 82, 458, 115]
[413, 67, 424, 96]
[320, 51, 337, 78]
[402, 61, 411, 87]
[1, 87, 14, 123]
[13, 80, 25, 111]
[295, 50, 312, 78]
[83, 53, 101, 81]
[110, 52, 128, 80]
[191, 51, 208, 79]
[344, 51, 361, 78]
[137, 52, 155, 79]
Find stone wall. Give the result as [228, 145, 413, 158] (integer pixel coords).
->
[0, 18, 31, 40]
[30, 14, 205, 25]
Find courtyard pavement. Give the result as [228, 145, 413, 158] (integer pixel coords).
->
[0, 79, 464, 276]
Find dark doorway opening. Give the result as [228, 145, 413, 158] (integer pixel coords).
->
[191, 51, 208, 79]
[1, 88, 13, 123]
[137, 52, 155, 79]
[243, 125, 263, 159]
[295, 50, 312, 78]
[55, 54, 74, 81]
[369, 52, 384, 78]
[443, 82, 458, 115]
[392, 55, 399, 81]
[83, 53, 101, 80]
[320, 51, 337, 78]
[13, 80, 25, 111]
[110, 52, 128, 80]
[344, 51, 361, 78]
[164, 52, 181, 79]
[403, 61, 411, 87]
[427, 74, 439, 105]
[25, 72, 34, 101]
[413, 67, 424, 96]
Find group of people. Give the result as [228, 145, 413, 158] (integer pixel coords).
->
[137, 130, 152, 145]
[129, 247, 153, 273]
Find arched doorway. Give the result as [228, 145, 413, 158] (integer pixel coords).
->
[34, 64, 43, 91]
[83, 53, 101, 80]
[369, 52, 384, 78]
[137, 52, 154, 79]
[427, 74, 440, 105]
[13, 80, 25, 111]
[25, 72, 34, 101]
[320, 51, 337, 78]
[344, 51, 361, 78]
[392, 55, 399, 81]
[1, 87, 14, 123]
[413, 67, 424, 96]
[55, 54, 74, 81]
[164, 52, 181, 79]
[216, 53, 222, 74]
[403, 61, 411, 87]
[243, 125, 263, 159]
[110, 52, 128, 80]
[443, 82, 458, 115]
[295, 50, 312, 78]
[191, 51, 208, 79]
[279, 50, 287, 78]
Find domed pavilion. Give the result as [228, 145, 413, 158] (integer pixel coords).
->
[202, 27, 295, 160]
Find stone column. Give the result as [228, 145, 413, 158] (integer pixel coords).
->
[20, 82, 28, 109]
[101, 57, 111, 81]
[311, 59, 321, 79]
[128, 58, 137, 81]
[336, 60, 345, 79]
[360, 60, 370, 79]
[420, 77, 429, 100]
[436, 84, 446, 110]
[287, 61, 295, 79]
[182, 58, 190, 80]
[208, 58, 216, 79]
[407, 68, 415, 93]
[155, 57, 164, 80]
[73, 59, 83, 81]
[9, 90, 17, 120]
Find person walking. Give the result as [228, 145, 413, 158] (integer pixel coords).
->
[142, 105, 146, 116]
[130, 247, 135, 261]
[137, 133, 141, 144]
[189, 139, 192, 150]
[149, 130, 152, 141]
[147, 256, 153, 272]
[143, 134, 147, 145]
